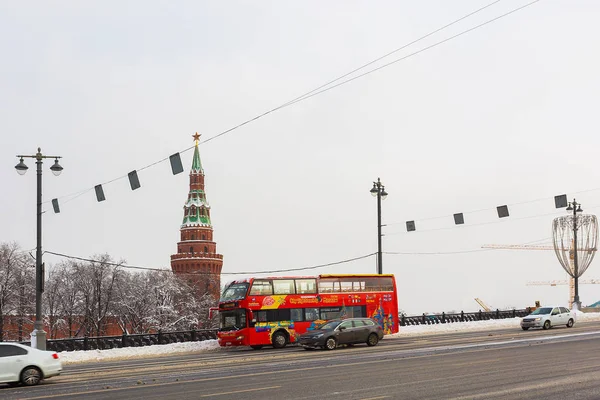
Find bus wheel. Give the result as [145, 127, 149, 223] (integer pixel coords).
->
[250, 345, 263, 350]
[271, 331, 287, 349]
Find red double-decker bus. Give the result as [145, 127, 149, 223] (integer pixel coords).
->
[217, 274, 398, 349]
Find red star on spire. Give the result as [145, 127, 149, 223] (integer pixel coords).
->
[193, 132, 201, 143]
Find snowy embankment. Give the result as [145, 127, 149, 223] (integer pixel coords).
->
[58, 311, 600, 365]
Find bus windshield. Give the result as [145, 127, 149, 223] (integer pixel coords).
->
[220, 282, 250, 302]
[220, 309, 247, 331]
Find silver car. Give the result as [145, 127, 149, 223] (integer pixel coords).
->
[520, 306, 576, 330]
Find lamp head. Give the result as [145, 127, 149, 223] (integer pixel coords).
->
[50, 158, 63, 176]
[370, 183, 378, 197]
[15, 158, 28, 175]
[381, 187, 388, 200]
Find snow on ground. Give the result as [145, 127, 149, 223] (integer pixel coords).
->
[58, 312, 600, 365]
[59, 340, 221, 364]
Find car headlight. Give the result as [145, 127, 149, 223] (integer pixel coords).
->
[532, 318, 541, 321]
[314, 334, 324, 338]
[236, 335, 245, 340]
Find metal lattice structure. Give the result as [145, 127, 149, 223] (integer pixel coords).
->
[552, 213, 598, 308]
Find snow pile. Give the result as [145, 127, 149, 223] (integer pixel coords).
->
[57, 312, 600, 364]
[59, 340, 220, 364]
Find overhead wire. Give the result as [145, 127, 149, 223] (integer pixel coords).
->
[44, 250, 376, 275]
[43, 0, 535, 207]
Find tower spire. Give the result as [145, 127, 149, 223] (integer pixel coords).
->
[191, 133, 203, 173]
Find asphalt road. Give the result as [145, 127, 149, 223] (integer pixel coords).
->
[3, 321, 600, 400]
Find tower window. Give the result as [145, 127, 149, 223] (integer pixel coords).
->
[202, 234, 206, 240]
[190, 246, 194, 254]
[191, 234, 195, 240]
[204, 246, 208, 253]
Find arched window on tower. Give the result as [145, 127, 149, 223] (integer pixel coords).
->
[204, 246, 208, 253]
[189, 246, 194, 254]
[191, 234, 195, 240]
[202, 234, 206, 240]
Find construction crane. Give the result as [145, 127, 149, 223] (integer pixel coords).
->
[527, 279, 600, 286]
[474, 298, 492, 312]
[481, 243, 597, 308]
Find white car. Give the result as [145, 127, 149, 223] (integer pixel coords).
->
[520, 306, 576, 330]
[0, 343, 62, 386]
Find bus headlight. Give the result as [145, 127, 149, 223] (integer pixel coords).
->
[236, 335, 245, 341]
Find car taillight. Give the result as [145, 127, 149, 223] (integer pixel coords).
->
[52, 353, 59, 359]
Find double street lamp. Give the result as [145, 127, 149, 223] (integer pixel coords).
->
[370, 178, 388, 275]
[15, 148, 63, 350]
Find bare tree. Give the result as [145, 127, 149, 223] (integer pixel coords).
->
[0, 242, 29, 341]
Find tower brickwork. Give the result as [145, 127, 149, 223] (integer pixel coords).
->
[171, 134, 223, 300]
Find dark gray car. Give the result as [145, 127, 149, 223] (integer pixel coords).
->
[298, 318, 384, 350]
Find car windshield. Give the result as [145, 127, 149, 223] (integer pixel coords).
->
[318, 321, 342, 331]
[530, 307, 553, 315]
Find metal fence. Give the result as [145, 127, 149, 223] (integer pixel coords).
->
[20, 329, 218, 352]
[400, 308, 531, 326]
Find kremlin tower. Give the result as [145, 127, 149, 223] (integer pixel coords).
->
[171, 133, 223, 300]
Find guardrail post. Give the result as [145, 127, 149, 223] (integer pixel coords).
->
[401, 315, 406, 326]
[478, 310, 482, 320]
[460, 311, 464, 322]
[442, 312, 446, 323]
[512, 309, 516, 318]
[496, 309, 500, 319]
[158, 330, 163, 344]
[83, 336, 88, 351]
[191, 329, 196, 341]
[122, 333, 128, 348]
[422, 313, 426, 325]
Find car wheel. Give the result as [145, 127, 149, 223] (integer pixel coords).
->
[367, 333, 379, 346]
[271, 331, 287, 349]
[324, 337, 337, 350]
[521, 327, 529, 331]
[543, 320, 551, 330]
[21, 367, 42, 386]
[567, 319, 574, 328]
[250, 345, 263, 350]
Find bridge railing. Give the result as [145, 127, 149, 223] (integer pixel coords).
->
[400, 308, 531, 326]
[19, 329, 218, 352]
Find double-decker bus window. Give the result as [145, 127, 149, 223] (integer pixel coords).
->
[273, 279, 295, 295]
[364, 277, 394, 291]
[320, 307, 341, 320]
[277, 309, 291, 321]
[340, 281, 352, 292]
[348, 305, 366, 318]
[249, 280, 273, 296]
[220, 309, 246, 331]
[220, 282, 250, 301]
[305, 307, 319, 321]
[290, 308, 304, 321]
[353, 281, 365, 292]
[295, 279, 316, 294]
[318, 278, 340, 293]
[254, 310, 267, 322]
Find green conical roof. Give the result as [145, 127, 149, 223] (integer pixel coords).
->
[192, 144, 203, 173]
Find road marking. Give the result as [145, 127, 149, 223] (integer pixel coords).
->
[199, 385, 281, 397]
[360, 397, 390, 400]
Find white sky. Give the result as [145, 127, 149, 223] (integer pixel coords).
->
[2, 1, 600, 315]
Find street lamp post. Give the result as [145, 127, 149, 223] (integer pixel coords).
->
[370, 178, 388, 274]
[15, 148, 63, 350]
[566, 199, 583, 310]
